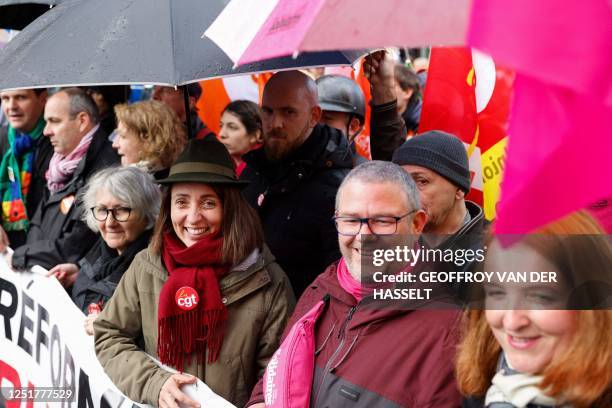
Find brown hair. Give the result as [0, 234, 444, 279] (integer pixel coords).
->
[114, 100, 187, 169]
[456, 211, 612, 407]
[223, 99, 263, 137]
[150, 184, 264, 265]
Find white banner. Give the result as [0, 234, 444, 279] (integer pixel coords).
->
[0, 256, 234, 408]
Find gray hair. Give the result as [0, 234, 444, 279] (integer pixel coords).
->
[336, 160, 421, 211]
[60, 87, 100, 124]
[81, 166, 161, 232]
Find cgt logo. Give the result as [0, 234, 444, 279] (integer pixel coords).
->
[175, 286, 199, 311]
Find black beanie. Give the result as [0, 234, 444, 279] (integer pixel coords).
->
[392, 130, 471, 193]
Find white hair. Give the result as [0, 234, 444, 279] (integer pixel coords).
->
[81, 166, 161, 232]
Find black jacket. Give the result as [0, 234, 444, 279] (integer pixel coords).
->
[421, 201, 489, 304]
[0, 124, 53, 248]
[369, 99, 408, 161]
[241, 124, 353, 296]
[12, 126, 119, 270]
[71, 229, 152, 313]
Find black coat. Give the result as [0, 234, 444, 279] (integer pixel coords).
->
[462, 397, 483, 408]
[241, 124, 353, 296]
[0, 124, 53, 248]
[12, 126, 119, 270]
[71, 229, 152, 313]
[369, 99, 408, 161]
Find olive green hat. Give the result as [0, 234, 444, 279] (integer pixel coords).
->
[156, 138, 248, 186]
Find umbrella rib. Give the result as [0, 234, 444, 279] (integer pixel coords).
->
[168, 0, 178, 85]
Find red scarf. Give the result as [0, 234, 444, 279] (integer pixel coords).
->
[157, 230, 229, 371]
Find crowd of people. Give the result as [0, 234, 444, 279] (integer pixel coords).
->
[0, 49, 610, 408]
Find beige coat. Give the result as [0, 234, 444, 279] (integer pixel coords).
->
[94, 245, 295, 407]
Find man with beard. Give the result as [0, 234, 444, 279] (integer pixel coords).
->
[241, 70, 353, 296]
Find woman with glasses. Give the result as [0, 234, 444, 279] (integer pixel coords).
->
[47, 166, 160, 334]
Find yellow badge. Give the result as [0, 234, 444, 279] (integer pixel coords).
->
[60, 195, 75, 215]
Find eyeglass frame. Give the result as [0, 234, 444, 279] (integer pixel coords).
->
[90, 206, 133, 222]
[332, 210, 418, 236]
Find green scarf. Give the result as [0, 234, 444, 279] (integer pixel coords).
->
[0, 117, 45, 231]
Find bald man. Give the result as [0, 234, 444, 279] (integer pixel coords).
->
[241, 70, 354, 296]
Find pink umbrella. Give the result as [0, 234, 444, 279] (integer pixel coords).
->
[204, 0, 470, 66]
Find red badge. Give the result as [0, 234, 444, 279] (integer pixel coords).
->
[175, 286, 199, 311]
[87, 303, 101, 315]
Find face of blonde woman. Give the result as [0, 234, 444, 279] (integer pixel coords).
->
[112, 121, 145, 166]
[483, 239, 577, 374]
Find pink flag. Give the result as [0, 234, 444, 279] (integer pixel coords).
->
[495, 75, 612, 233]
[468, 0, 612, 233]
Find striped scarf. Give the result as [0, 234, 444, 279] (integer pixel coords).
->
[0, 118, 45, 231]
[46, 125, 97, 193]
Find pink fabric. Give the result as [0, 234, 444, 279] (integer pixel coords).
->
[468, 0, 612, 97]
[336, 257, 373, 302]
[493, 76, 612, 233]
[262, 298, 327, 408]
[239, 0, 325, 65]
[46, 125, 97, 193]
[468, 0, 612, 233]
[238, 0, 469, 65]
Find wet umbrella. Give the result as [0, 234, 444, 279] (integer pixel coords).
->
[0, 0, 366, 90]
[0, 0, 64, 30]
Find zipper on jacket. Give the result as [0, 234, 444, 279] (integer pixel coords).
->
[312, 304, 358, 406]
[337, 306, 356, 339]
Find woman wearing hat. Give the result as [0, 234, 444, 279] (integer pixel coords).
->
[94, 138, 295, 408]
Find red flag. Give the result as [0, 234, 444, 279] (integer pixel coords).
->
[420, 47, 514, 220]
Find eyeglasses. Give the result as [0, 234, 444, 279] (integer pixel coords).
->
[90, 206, 132, 222]
[333, 210, 417, 236]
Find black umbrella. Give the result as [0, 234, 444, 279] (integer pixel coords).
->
[0, 0, 365, 89]
[0, 0, 64, 30]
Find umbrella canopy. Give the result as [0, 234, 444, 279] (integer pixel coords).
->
[205, 0, 470, 66]
[0, 0, 366, 91]
[0, 0, 63, 30]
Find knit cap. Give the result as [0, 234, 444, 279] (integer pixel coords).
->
[392, 130, 471, 193]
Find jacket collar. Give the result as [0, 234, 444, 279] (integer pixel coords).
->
[311, 260, 460, 332]
[457, 200, 485, 236]
[244, 124, 353, 177]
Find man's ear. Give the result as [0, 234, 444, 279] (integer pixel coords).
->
[77, 111, 92, 132]
[348, 117, 364, 141]
[38, 91, 48, 106]
[455, 188, 466, 201]
[310, 105, 322, 127]
[188, 96, 197, 111]
[411, 210, 428, 234]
